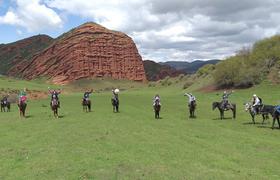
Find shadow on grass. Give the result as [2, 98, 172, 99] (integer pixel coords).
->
[212, 117, 233, 120]
[25, 115, 33, 119]
[257, 125, 273, 129]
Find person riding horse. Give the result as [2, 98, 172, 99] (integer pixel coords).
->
[1, 94, 10, 112]
[153, 94, 161, 107]
[184, 93, 196, 107]
[18, 88, 27, 105]
[184, 93, 196, 118]
[222, 90, 233, 110]
[48, 87, 61, 108]
[83, 89, 93, 102]
[153, 94, 161, 119]
[111, 88, 120, 112]
[252, 94, 262, 114]
[82, 89, 93, 112]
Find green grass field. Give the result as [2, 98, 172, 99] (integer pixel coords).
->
[0, 78, 280, 179]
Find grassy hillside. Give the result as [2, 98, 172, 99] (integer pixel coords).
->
[209, 35, 280, 88]
[0, 78, 280, 179]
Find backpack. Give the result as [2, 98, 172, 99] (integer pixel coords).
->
[258, 97, 262, 104]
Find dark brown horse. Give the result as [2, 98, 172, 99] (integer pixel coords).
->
[18, 101, 27, 118]
[272, 109, 280, 129]
[154, 100, 161, 119]
[51, 99, 59, 118]
[188, 101, 196, 118]
[82, 99, 91, 112]
[1, 99, 10, 112]
[212, 102, 236, 119]
[111, 98, 119, 113]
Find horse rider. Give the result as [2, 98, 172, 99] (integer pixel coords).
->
[252, 94, 261, 114]
[48, 87, 61, 108]
[1, 94, 9, 104]
[184, 93, 196, 106]
[153, 94, 161, 106]
[222, 90, 233, 110]
[112, 88, 119, 101]
[18, 88, 27, 104]
[83, 89, 93, 102]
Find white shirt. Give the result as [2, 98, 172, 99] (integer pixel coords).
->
[185, 93, 196, 103]
[253, 97, 260, 106]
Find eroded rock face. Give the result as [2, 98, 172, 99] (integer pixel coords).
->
[9, 22, 146, 84]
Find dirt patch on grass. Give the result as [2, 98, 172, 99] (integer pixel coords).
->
[0, 89, 48, 103]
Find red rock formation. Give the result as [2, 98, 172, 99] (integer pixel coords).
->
[8, 22, 146, 84]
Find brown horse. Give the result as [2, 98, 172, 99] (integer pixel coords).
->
[51, 99, 59, 118]
[188, 101, 196, 118]
[111, 98, 119, 113]
[82, 99, 91, 112]
[154, 100, 161, 119]
[18, 101, 27, 118]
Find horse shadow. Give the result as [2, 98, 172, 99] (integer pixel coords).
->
[212, 117, 233, 120]
[25, 115, 33, 119]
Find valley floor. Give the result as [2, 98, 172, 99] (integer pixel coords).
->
[0, 81, 280, 179]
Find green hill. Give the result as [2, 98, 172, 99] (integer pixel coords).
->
[205, 35, 280, 88]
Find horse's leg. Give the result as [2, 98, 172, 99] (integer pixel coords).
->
[251, 114, 255, 124]
[220, 110, 223, 119]
[277, 116, 280, 129]
[262, 114, 265, 124]
[272, 117, 276, 129]
[189, 108, 192, 118]
[116, 104, 119, 112]
[233, 108, 236, 119]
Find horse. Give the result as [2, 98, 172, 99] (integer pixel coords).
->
[212, 101, 236, 119]
[82, 98, 91, 112]
[272, 109, 280, 129]
[244, 102, 274, 124]
[153, 100, 161, 119]
[111, 98, 119, 113]
[1, 99, 10, 112]
[51, 99, 59, 118]
[188, 101, 196, 118]
[18, 101, 27, 118]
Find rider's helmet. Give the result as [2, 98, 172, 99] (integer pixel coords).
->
[114, 89, 120, 94]
[253, 94, 257, 98]
[155, 96, 160, 100]
[223, 91, 227, 94]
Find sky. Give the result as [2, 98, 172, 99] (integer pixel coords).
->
[1, 0, 280, 62]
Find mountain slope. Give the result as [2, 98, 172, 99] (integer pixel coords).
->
[161, 60, 220, 73]
[8, 22, 146, 84]
[0, 35, 54, 74]
[143, 60, 183, 81]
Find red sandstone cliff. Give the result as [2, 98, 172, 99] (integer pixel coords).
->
[8, 22, 146, 84]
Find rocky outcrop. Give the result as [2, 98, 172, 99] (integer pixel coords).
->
[8, 22, 146, 84]
[0, 35, 54, 74]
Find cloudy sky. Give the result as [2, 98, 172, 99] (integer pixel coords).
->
[1, 0, 280, 62]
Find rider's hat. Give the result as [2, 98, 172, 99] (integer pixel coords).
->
[253, 94, 257, 97]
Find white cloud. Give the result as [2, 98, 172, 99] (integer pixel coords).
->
[0, 0, 62, 32]
[2, 0, 280, 61]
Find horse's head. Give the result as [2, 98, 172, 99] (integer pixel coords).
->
[212, 102, 219, 110]
[244, 102, 251, 112]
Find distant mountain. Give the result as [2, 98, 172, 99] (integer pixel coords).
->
[143, 60, 184, 81]
[0, 35, 54, 74]
[1, 22, 147, 84]
[161, 60, 220, 73]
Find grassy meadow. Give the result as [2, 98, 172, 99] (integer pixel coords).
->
[0, 77, 280, 179]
